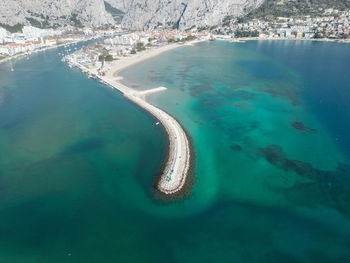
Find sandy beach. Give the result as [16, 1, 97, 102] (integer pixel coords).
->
[73, 42, 197, 196]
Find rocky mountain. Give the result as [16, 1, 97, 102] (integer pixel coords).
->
[0, 0, 119, 30]
[245, 0, 350, 19]
[2, 0, 347, 32]
[121, 0, 264, 30]
[0, 0, 264, 31]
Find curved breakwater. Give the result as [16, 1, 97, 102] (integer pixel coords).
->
[70, 56, 192, 196]
[110, 80, 192, 196]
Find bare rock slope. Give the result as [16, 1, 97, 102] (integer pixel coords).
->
[0, 0, 116, 28]
[121, 0, 264, 30]
[0, 0, 263, 30]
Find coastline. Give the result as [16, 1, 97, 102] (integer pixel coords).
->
[110, 41, 201, 78]
[226, 37, 350, 43]
[0, 37, 94, 66]
[71, 41, 201, 197]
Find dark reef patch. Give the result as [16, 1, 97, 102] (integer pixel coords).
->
[68, 138, 104, 153]
[232, 101, 254, 112]
[231, 90, 258, 101]
[189, 84, 214, 97]
[0, 119, 21, 130]
[258, 144, 315, 178]
[258, 144, 350, 218]
[259, 251, 302, 263]
[230, 144, 243, 151]
[0, 87, 13, 107]
[292, 121, 317, 133]
[259, 82, 300, 106]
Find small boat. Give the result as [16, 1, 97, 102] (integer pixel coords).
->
[10, 67, 14, 72]
[210, 38, 216, 41]
[88, 74, 97, 79]
[156, 122, 160, 125]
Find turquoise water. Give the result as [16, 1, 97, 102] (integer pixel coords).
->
[1, 40, 350, 262]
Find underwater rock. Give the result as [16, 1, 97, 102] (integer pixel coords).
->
[292, 121, 317, 133]
[258, 144, 350, 218]
[230, 144, 243, 151]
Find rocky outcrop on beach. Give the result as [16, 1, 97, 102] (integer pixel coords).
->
[121, 0, 264, 30]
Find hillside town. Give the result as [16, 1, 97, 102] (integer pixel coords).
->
[62, 30, 207, 75]
[0, 26, 122, 59]
[1, 7, 350, 61]
[215, 8, 350, 40]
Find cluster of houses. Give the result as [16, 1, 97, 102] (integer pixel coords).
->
[100, 30, 207, 57]
[0, 26, 63, 56]
[0, 26, 124, 57]
[64, 30, 207, 74]
[2, 7, 348, 58]
[216, 8, 350, 40]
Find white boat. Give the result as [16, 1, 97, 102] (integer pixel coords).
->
[88, 74, 96, 79]
[156, 122, 160, 125]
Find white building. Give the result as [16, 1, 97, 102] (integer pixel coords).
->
[0, 27, 8, 44]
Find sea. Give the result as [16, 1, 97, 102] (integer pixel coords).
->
[0, 40, 349, 262]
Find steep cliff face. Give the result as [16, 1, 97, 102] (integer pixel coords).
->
[0, 0, 264, 31]
[121, 0, 264, 30]
[104, 0, 132, 12]
[0, 0, 117, 28]
[246, 0, 350, 19]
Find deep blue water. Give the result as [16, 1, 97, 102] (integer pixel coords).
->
[243, 40, 350, 157]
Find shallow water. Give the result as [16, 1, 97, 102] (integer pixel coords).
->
[0, 40, 350, 262]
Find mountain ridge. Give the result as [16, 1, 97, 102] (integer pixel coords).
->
[0, 0, 349, 32]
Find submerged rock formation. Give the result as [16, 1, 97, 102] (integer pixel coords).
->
[292, 121, 317, 133]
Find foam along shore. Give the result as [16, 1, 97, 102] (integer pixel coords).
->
[72, 43, 194, 195]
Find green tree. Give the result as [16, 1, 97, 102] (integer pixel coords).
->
[105, 55, 113, 61]
[0, 23, 23, 33]
[182, 35, 196, 42]
[136, 42, 145, 51]
[98, 55, 105, 68]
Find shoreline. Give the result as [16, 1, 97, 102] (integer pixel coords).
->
[0, 37, 96, 66]
[226, 37, 350, 43]
[110, 41, 201, 78]
[70, 41, 200, 197]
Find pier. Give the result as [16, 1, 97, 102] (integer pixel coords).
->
[73, 60, 191, 195]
